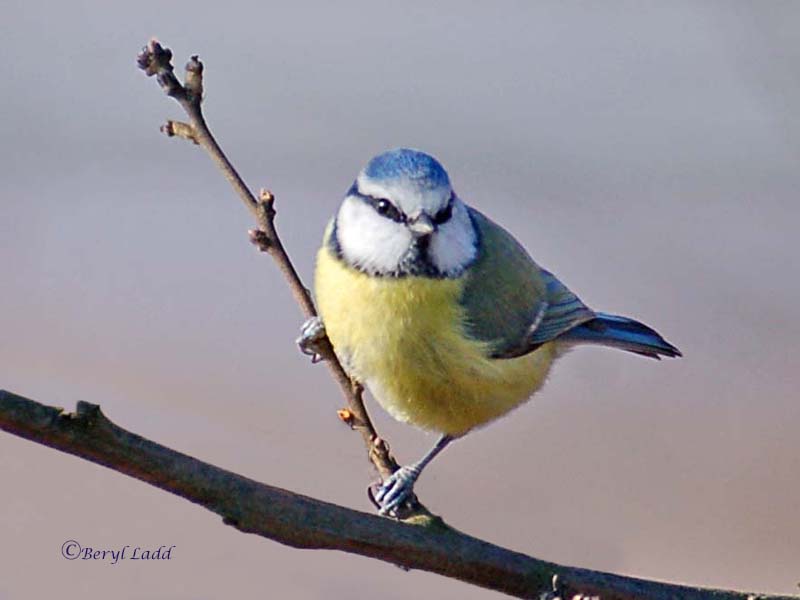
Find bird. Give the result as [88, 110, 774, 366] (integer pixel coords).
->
[299, 148, 681, 516]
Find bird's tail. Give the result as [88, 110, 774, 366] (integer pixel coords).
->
[559, 312, 681, 360]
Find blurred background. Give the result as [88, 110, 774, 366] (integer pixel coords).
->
[1, 1, 799, 598]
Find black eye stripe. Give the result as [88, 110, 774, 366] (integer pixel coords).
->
[369, 197, 405, 223]
[348, 183, 453, 226]
[432, 194, 455, 225]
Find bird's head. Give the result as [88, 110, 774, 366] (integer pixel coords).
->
[332, 148, 478, 277]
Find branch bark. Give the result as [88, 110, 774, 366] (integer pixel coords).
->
[1, 390, 791, 600]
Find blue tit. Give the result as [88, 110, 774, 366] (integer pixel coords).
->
[301, 148, 680, 516]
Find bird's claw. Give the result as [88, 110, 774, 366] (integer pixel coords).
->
[297, 317, 327, 362]
[369, 465, 421, 517]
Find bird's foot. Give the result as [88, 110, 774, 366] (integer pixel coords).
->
[369, 465, 421, 517]
[296, 316, 327, 363]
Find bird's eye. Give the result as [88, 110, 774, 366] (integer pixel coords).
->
[372, 199, 404, 223]
[432, 199, 453, 225]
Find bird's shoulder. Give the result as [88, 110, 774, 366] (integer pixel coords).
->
[460, 208, 594, 358]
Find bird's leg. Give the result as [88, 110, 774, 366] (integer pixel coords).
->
[371, 435, 453, 517]
[296, 316, 327, 363]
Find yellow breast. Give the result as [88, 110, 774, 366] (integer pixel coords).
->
[315, 245, 555, 437]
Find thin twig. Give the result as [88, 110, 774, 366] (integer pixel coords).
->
[136, 39, 399, 481]
[1, 390, 793, 600]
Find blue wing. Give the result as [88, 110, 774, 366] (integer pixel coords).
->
[527, 268, 596, 347]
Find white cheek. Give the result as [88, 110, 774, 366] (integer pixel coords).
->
[428, 201, 477, 275]
[336, 197, 411, 274]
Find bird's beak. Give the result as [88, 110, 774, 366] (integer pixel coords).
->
[407, 212, 435, 238]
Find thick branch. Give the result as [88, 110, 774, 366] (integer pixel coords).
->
[136, 39, 398, 481]
[1, 390, 791, 600]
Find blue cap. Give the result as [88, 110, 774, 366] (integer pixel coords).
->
[363, 148, 450, 190]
